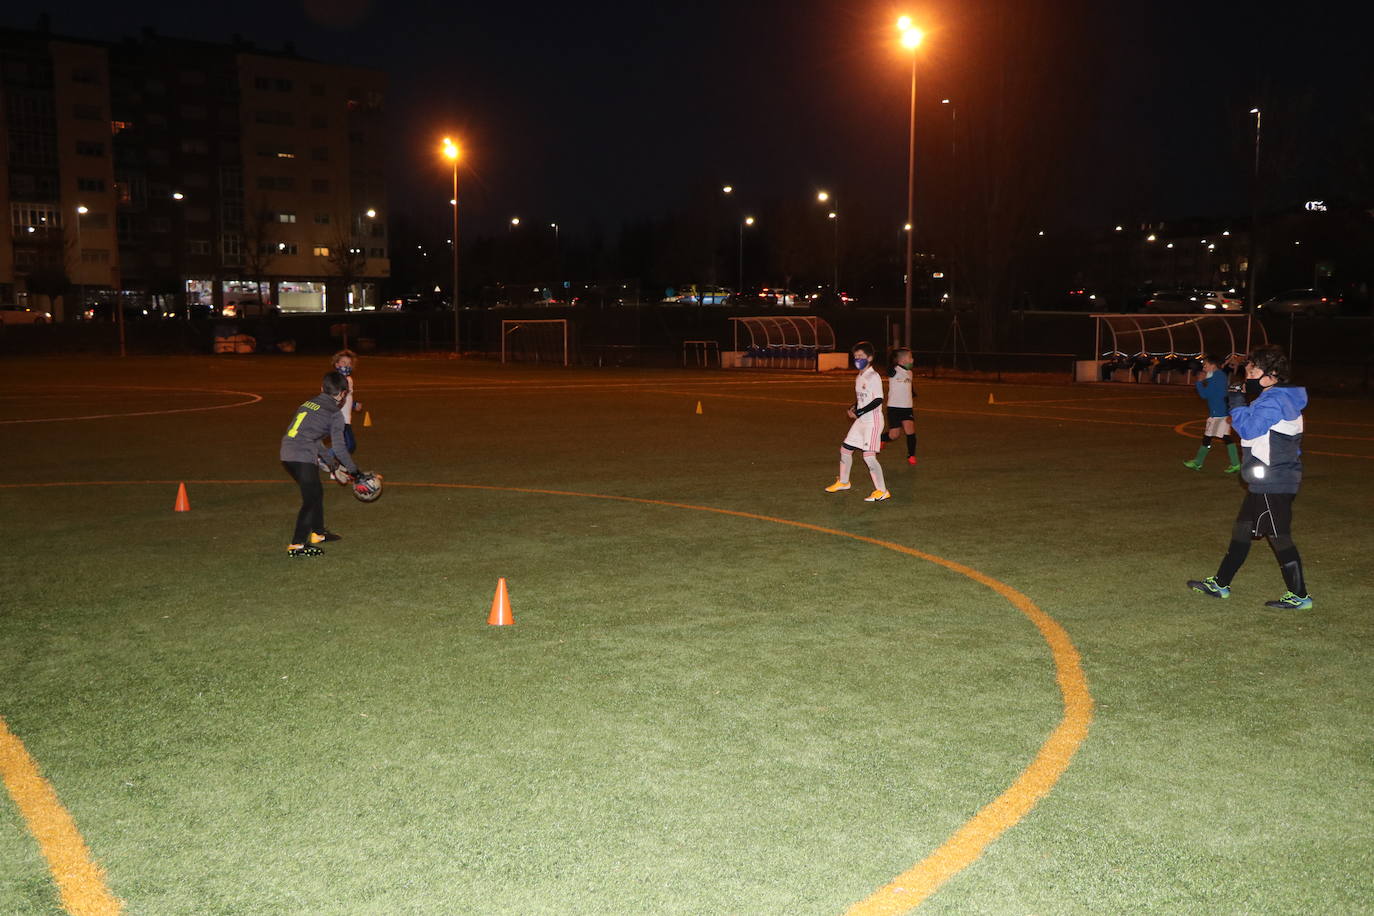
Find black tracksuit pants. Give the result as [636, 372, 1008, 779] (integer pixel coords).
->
[284, 460, 323, 545]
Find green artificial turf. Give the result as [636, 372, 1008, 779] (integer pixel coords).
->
[2, 356, 1372, 915]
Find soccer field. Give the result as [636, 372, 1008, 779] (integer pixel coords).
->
[3, 356, 1372, 915]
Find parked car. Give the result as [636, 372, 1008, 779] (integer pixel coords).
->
[1256, 289, 1340, 316]
[803, 287, 857, 308]
[220, 296, 276, 318]
[0, 303, 52, 324]
[663, 284, 731, 305]
[1141, 290, 1202, 313]
[755, 287, 800, 307]
[1196, 289, 1243, 311]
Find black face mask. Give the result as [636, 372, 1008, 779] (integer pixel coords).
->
[1245, 379, 1264, 399]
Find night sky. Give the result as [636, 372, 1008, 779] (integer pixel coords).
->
[9, 1, 1372, 241]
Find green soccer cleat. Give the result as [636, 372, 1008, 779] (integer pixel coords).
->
[1182, 458, 1204, 471]
[1264, 592, 1313, 610]
[1224, 464, 1241, 474]
[824, 480, 852, 493]
[1187, 577, 1230, 598]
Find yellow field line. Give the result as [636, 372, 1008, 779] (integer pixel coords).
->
[2, 479, 1092, 914]
[398, 483, 1095, 914]
[0, 717, 123, 914]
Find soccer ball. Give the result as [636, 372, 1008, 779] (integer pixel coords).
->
[352, 472, 383, 503]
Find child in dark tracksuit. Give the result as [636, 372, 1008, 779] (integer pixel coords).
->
[1188, 345, 1312, 609]
[1183, 353, 1240, 473]
[280, 371, 366, 557]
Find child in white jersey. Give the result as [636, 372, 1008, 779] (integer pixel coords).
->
[320, 349, 362, 483]
[886, 347, 918, 465]
[824, 341, 890, 502]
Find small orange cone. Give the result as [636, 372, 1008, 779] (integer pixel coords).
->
[987, 393, 996, 405]
[695, 401, 703, 415]
[173, 482, 191, 512]
[363, 411, 373, 427]
[488, 577, 514, 626]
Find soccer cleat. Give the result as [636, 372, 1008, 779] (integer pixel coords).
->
[1224, 464, 1241, 474]
[287, 543, 324, 557]
[824, 480, 852, 493]
[1264, 592, 1313, 611]
[1187, 577, 1230, 598]
[907, 455, 917, 466]
[1182, 458, 1204, 471]
[864, 489, 891, 502]
[310, 530, 342, 544]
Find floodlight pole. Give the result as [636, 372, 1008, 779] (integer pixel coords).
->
[903, 51, 917, 348]
[1245, 108, 1261, 353]
[451, 160, 460, 354]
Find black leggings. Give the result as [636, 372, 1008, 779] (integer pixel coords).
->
[1215, 491, 1306, 596]
[284, 460, 323, 545]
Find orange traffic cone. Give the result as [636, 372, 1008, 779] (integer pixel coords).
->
[173, 482, 191, 512]
[363, 411, 373, 427]
[695, 401, 703, 415]
[987, 393, 996, 405]
[488, 577, 514, 626]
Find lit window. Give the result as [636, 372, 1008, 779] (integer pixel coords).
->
[313, 246, 330, 257]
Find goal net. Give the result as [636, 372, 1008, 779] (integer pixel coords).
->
[501, 319, 570, 366]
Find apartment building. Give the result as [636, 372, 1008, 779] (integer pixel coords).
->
[1, 22, 389, 316]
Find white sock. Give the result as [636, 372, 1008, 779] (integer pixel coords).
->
[864, 452, 886, 492]
[838, 448, 853, 483]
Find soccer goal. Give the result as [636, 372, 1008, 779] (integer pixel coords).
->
[501, 319, 570, 366]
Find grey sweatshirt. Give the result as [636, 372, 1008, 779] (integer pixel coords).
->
[279, 393, 358, 471]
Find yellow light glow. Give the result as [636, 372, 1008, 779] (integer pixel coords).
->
[76, 205, 89, 214]
[441, 137, 460, 161]
[817, 190, 829, 203]
[901, 27, 924, 49]
[827, 211, 837, 219]
[511, 217, 521, 226]
[744, 216, 755, 226]
[722, 185, 733, 194]
[366, 208, 377, 218]
[897, 15, 912, 31]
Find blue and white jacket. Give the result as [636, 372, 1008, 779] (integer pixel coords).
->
[1229, 385, 1307, 494]
[1195, 369, 1230, 418]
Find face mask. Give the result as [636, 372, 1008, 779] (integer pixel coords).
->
[902, 360, 914, 370]
[337, 366, 352, 376]
[1245, 378, 1263, 398]
[853, 357, 869, 370]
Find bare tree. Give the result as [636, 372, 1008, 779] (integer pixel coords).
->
[324, 217, 368, 312]
[240, 199, 278, 303]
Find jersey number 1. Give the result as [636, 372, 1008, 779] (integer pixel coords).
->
[286, 411, 307, 438]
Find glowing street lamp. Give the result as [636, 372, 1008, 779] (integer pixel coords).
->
[440, 137, 461, 353]
[898, 15, 924, 345]
[365, 208, 377, 219]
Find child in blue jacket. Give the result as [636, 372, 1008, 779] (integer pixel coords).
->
[1183, 353, 1240, 473]
[1188, 345, 1312, 610]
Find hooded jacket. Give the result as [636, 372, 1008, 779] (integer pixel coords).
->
[280, 392, 358, 472]
[1195, 368, 1231, 418]
[1229, 384, 1307, 494]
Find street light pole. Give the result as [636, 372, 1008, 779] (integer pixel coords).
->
[74, 205, 86, 326]
[899, 18, 924, 348]
[1245, 107, 1261, 352]
[738, 216, 754, 294]
[442, 137, 460, 354]
[549, 219, 560, 288]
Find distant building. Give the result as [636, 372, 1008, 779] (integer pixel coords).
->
[0, 22, 389, 318]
